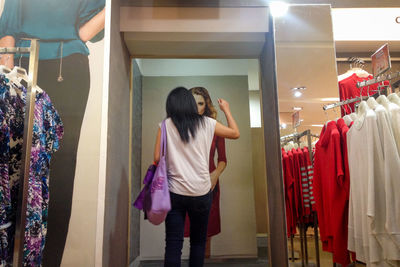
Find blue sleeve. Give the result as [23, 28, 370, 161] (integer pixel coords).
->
[0, 0, 21, 38]
[78, 0, 105, 43]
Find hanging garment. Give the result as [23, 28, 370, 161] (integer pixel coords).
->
[347, 103, 386, 266]
[298, 147, 311, 221]
[331, 118, 351, 266]
[313, 121, 344, 253]
[0, 74, 63, 266]
[338, 73, 380, 116]
[302, 147, 315, 212]
[282, 148, 295, 236]
[369, 104, 400, 264]
[292, 148, 303, 222]
[287, 149, 298, 230]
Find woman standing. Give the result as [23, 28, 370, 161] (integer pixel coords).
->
[155, 87, 239, 267]
[0, 0, 105, 265]
[184, 86, 227, 258]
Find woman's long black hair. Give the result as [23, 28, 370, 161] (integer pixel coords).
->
[166, 87, 204, 143]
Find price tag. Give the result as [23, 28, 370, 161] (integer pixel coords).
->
[371, 43, 391, 76]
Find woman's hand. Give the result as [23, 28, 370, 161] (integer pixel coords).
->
[217, 98, 230, 114]
[210, 170, 219, 190]
[79, 7, 106, 42]
[0, 36, 15, 68]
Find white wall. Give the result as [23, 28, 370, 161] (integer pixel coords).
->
[140, 75, 257, 260]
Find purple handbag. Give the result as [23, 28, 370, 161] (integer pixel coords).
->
[133, 120, 171, 225]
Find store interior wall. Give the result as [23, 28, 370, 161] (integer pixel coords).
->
[102, 0, 131, 265]
[140, 75, 257, 259]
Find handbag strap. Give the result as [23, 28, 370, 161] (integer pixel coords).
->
[160, 120, 167, 157]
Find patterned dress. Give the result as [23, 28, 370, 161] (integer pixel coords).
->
[0, 74, 63, 266]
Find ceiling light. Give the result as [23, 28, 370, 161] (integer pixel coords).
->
[311, 124, 324, 127]
[321, 97, 340, 102]
[281, 123, 287, 129]
[270, 1, 289, 17]
[294, 91, 302, 97]
[291, 86, 306, 98]
[293, 107, 303, 111]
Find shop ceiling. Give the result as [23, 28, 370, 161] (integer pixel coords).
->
[121, 6, 269, 58]
[121, 0, 400, 8]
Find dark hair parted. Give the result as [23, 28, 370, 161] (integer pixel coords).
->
[166, 87, 205, 143]
[189, 87, 217, 119]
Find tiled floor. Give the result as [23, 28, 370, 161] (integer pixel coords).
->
[139, 228, 366, 267]
[289, 228, 365, 267]
[140, 258, 268, 267]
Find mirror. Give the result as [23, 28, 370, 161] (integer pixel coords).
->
[274, 4, 339, 266]
[133, 58, 268, 266]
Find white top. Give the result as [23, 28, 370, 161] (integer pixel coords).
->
[164, 117, 216, 196]
[347, 106, 378, 264]
[348, 103, 400, 265]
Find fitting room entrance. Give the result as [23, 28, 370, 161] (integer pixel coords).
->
[104, 3, 287, 267]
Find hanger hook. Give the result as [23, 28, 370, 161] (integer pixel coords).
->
[18, 53, 23, 67]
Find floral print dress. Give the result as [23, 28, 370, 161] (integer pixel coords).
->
[0, 74, 63, 266]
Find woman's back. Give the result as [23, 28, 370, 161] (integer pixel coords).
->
[165, 117, 216, 196]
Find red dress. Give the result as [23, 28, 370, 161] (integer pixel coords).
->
[184, 135, 227, 237]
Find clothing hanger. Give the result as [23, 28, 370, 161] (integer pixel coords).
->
[9, 54, 28, 83]
[357, 101, 371, 117]
[388, 93, 400, 107]
[376, 94, 391, 111]
[0, 55, 12, 75]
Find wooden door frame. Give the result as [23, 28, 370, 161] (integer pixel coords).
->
[126, 4, 288, 267]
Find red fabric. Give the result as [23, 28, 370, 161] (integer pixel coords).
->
[313, 121, 344, 253]
[297, 148, 310, 221]
[331, 119, 351, 266]
[184, 135, 226, 237]
[292, 148, 303, 221]
[287, 149, 298, 231]
[282, 148, 296, 236]
[338, 73, 389, 116]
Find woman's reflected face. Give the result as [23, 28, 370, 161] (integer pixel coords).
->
[193, 94, 206, 115]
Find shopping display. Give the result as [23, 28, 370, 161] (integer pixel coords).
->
[0, 47, 63, 266]
[314, 61, 400, 266]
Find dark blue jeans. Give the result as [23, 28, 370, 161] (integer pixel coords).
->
[164, 191, 213, 267]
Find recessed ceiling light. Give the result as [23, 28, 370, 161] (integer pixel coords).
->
[321, 97, 340, 102]
[311, 124, 324, 127]
[293, 106, 303, 111]
[270, 2, 289, 17]
[294, 91, 302, 97]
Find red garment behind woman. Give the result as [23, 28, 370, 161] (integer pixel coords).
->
[184, 135, 227, 237]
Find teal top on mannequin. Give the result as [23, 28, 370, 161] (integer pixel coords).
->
[0, 0, 105, 60]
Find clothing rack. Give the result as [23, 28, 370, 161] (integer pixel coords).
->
[282, 129, 320, 267]
[322, 96, 368, 111]
[0, 39, 40, 267]
[323, 71, 400, 111]
[357, 71, 400, 88]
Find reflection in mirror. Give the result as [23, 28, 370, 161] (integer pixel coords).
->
[135, 58, 269, 266]
[274, 5, 341, 266]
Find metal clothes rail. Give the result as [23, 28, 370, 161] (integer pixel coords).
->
[281, 129, 320, 267]
[0, 39, 40, 267]
[357, 71, 400, 88]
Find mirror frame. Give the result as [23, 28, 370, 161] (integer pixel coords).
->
[124, 2, 288, 266]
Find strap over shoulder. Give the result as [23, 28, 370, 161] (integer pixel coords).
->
[160, 120, 167, 157]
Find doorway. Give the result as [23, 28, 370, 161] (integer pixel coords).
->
[104, 4, 287, 267]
